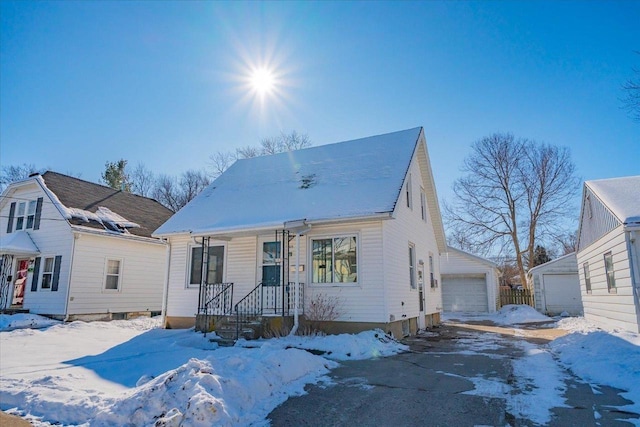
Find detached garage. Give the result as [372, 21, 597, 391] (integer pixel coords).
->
[528, 253, 583, 316]
[440, 247, 500, 313]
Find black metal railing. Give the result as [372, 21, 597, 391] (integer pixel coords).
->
[198, 282, 233, 335]
[234, 281, 305, 340]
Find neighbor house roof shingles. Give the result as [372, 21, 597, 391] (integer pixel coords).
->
[41, 171, 173, 238]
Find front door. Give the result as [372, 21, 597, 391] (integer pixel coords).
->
[259, 237, 285, 315]
[12, 259, 29, 306]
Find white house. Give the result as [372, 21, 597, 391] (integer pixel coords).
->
[528, 253, 583, 316]
[440, 246, 500, 313]
[154, 127, 447, 338]
[576, 176, 640, 333]
[0, 172, 173, 321]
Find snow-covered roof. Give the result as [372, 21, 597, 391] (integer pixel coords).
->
[0, 231, 40, 256]
[154, 127, 425, 236]
[528, 252, 577, 275]
[444, 246, 499, 268]
[585, 176, 640, 225]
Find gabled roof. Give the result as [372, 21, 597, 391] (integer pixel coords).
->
[528, 252, 577, 275]
[584, 176, 640, 225]
[444, 246, 499, 269]
[155, 127, 446, 249]
[4, 172, 173, 239]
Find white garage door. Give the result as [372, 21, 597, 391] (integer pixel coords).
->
[442, 274, 488, 312]
[542, 274, 582, 315]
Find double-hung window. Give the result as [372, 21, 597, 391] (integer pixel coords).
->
[409, 244, 416, 290]
[104, 259, 122, 291]
[312, 236, 357, 284]
[189, 246, 225, 287]
[15, 202, 26, 230]
[41, 257, 55, 289]
[420, 188, 427, 222]
[406, 173, 413, 209]
[14, 200, 37, 230]
[583, 262, 591, 293]
[604, 252, 616, 292]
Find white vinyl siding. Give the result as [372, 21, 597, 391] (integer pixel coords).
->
[67, 233, 166, 315]
[577, 225, 637, 333]
[1, 183, 74, 316]
[385, 152, 442, 322]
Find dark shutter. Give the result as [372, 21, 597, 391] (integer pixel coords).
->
[6, 202, 16, 233]
[52, 255, 62, 291]
[31, 257, 41, 291]
[33, 197, 44, 230]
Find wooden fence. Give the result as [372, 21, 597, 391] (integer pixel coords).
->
[499, 288, 535, 308]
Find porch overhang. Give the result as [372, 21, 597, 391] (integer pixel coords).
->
[0, 231, 40, 257]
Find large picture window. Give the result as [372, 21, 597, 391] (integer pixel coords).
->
[312, 236, 357, 284]
[190, 245, 225, 287]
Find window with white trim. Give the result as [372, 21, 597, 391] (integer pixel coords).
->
[429, 254, 436, 288]
[406, 173, 413, 209]
[41, 257, 54, 289]
[311, 236, 357, 284]
[604, 252, 616, 292]
[15, 202, 26, 230]
[409, 244, 416, 290]
[583, 262, 591, 293]
[189, 245, 225, 287]
[104, 259, 122, 290]
[420, 188, 427, 221]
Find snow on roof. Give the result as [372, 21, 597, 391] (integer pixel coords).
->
[155, 127, 423, 236]
[586, 175, 640, 225]
[0, 231, 40, 256]
[528, 252, 577, 275]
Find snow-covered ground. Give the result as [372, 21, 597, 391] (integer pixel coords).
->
[0, 314, 406, 426]
[1, 306, 639, 426]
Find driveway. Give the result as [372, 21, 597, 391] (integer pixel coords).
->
[268, 320, 639, 426]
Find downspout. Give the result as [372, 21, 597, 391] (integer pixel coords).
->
[289, 231, 301, 336]
[64, 232, 78, 322]
[160, 237, 171, 328]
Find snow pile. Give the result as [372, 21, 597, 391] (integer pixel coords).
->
[0, 316, 406, 426]
[93, 349, 336, 426]
[555, 316, 602, 334]
[0, 313, 60, 331]
[550, 330, 640, 414]
[239, 329, 408, 360]
[492, 304, 552, 325]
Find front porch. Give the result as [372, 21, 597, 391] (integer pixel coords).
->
[195, 280, 305, 342]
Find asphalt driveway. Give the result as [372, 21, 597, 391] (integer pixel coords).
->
[268, 321, 639, 426]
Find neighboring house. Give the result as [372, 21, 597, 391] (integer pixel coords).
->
[528, 253, 583, 316]
[440, 246, 500, 313]
[0, 172, 173, 320]
[576, 176, 640, 333]
[154, 127, 447, 338]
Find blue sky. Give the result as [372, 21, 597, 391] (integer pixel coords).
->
[1, 1, 638, 212]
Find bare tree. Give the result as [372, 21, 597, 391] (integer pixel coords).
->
[555, 231, 578, 255]
[179, 170, 210, 206]
[445, 133, 579, 287]
[622, 53, 640, 122]
[153, 175, 181, 212]
[0, 164, 40, 192]
[208, 152, 234, 179]
[152, 170, 210, 212]
[130, 163, 155, 197]
[208, 131, 312, 178]
[235, 145, 261, 159]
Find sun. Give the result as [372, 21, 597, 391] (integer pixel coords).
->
[250, 68, 275, 96]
